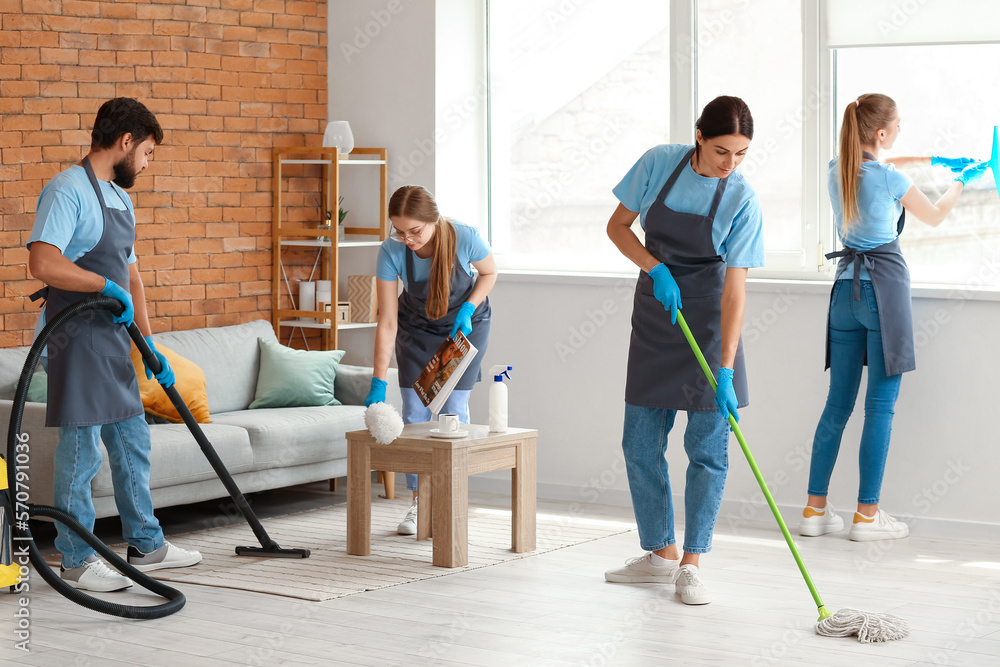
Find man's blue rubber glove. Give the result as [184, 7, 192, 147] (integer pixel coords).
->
[955, 161, 988, 187]
[648, 263, 682, 325]
[100, 277, 134, 327]
[449, 302, 476, 339]
[931, 156, 980, 173]
[143, 337, 175, 388]
[714, 367, 739, 423]
[364, 377, 387, 407]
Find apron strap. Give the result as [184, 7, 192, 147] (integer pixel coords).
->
[654, 147, 730, 220]
[29, 286, 49, 305]
[825, 246, 875, 301]
[404, 245, 415, 285]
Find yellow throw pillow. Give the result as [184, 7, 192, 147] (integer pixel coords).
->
[130, 341, 211, 424]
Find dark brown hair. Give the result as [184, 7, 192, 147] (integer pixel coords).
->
[91, 98, 163, 150]
[387, 185, 455, 320]
[695, 96, 754, 161]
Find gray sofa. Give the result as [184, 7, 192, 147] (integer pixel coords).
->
[0, 319, 400, 519]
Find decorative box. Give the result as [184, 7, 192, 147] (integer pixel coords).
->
[347, 275, 378, 323]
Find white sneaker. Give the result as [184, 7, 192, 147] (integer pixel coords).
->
[604, 552, 680, 583]
[674, 564, 712, 605]
[127, 541, 202, 572]
[849, 509, 909, 542]
[397, 500, 418, 536]
[798, 503, 845, 537]
[61, 556, 133, 592]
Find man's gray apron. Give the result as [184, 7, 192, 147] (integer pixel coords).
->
[824, 152, 914, 376]
[625, 147, 749, 411]
[395, 238, 491, 391]
[39, 157, 144, 427]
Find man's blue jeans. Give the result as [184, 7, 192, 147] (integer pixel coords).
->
[808, 279, 902, 505]
[399, 387, 471, 492]
[621, 404, 729, 554]
[54, 413, 164, 568]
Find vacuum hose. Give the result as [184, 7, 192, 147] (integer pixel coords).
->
[6, 297, 185, 619]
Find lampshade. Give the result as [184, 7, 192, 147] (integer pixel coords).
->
[322, 121, 354, 155]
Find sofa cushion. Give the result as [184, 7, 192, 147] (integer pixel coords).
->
[92, 423, 255, 494]
[130, 342, 211, 423]
[0, 347, 31, 401]
[249, 338, 346, 409]
[13, 366, 47, 403]
[152, 319, 277, 414]
[210, 406, 365, 468]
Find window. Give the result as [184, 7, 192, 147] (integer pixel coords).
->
[487, 0, 670, 273]
[697, 0, 804, 270]
[834, 44, 1000, 286]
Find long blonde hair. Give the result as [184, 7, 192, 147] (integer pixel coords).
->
[388, 185, 456, 320]
[838, 93, 898, 229]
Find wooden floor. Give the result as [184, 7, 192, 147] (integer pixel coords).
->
[3, 485, 1000, 666]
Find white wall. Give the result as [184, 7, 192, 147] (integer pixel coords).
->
[473, 277, 1000, 540]
[329, 2, 1000, 540]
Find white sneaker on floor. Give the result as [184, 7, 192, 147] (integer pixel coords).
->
[397, 500, 418, 535]
[674, 564, 712, 605]
[848, 509, 909, 542]
[798, 503, 845, 537]
[127, 541, 203, 572]
[61, 556, 133, 592]
[604, 553, 679, 583]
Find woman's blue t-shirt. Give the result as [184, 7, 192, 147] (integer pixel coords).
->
[828, 157, 914, 280]
[376, 221, 491, 289]
[612, 144, 765, 268]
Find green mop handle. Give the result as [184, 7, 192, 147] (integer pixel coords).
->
[675, 310, 832, 621]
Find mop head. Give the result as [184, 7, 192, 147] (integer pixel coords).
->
[815, 607, 910, 643]
[364, 402, 404, 445]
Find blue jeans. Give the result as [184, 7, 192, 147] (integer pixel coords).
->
[621, 404, 729, 554]
[54, 414, 164, 568]
[399, 388, 471, 492]
[808, 279, 902, 505]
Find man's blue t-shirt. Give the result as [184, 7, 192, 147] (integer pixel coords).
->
[376, 221, 491, 289]
[828, 157, 913, 280]
[27, 165, 138, 344]
[612, 144, 765, 268]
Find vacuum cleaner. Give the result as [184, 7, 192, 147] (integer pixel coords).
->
[4, 296, 309, 619]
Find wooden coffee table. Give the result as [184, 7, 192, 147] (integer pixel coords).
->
[346, 423, 537, 567]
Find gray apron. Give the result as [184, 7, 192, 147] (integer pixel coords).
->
[395, 242, 491, 390]
[824, 156, 914, 377]
[625, 147, 749, 411]
[40, 157, 144, 427]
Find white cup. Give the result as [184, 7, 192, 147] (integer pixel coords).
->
[439, 413, 460, 433]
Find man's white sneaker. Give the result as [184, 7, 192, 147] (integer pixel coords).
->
[61, 556, 133, 592]
[127, 541, 202, 572]
[397, 500, 418, 536]
[798, 503, 845, 537]
[604, 552, 679, 583]
[674, 564, 712, 605]
[848, 509, 909, 542]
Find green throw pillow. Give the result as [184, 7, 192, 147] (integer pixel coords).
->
[249, 337, 346, 409]
[12, 367, 47, 404]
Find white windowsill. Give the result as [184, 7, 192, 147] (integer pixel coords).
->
[495, 269, 1000, 302]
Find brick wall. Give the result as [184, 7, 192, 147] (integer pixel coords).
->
[0, 0, 328, 348]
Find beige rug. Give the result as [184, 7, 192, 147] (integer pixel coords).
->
[100, 499, 634, 601]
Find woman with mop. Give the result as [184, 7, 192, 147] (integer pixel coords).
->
[799, 93, 986, 542]
[364, 185, 497, 535]
[604, 96, 765, 604]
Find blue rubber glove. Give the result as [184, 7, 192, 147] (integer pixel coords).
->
[714, 367, 739, 423]
[100, 277, 134, 327]
[931, 156, 980, 173]
[648, 263, 682, 325]
[143, 337, 175, 388]
[364, 377, 387, 407]
[449, 301, 476, 339]
[955, 162, 988, 187]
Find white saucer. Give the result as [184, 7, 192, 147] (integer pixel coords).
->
[428, 428, 469, 439]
